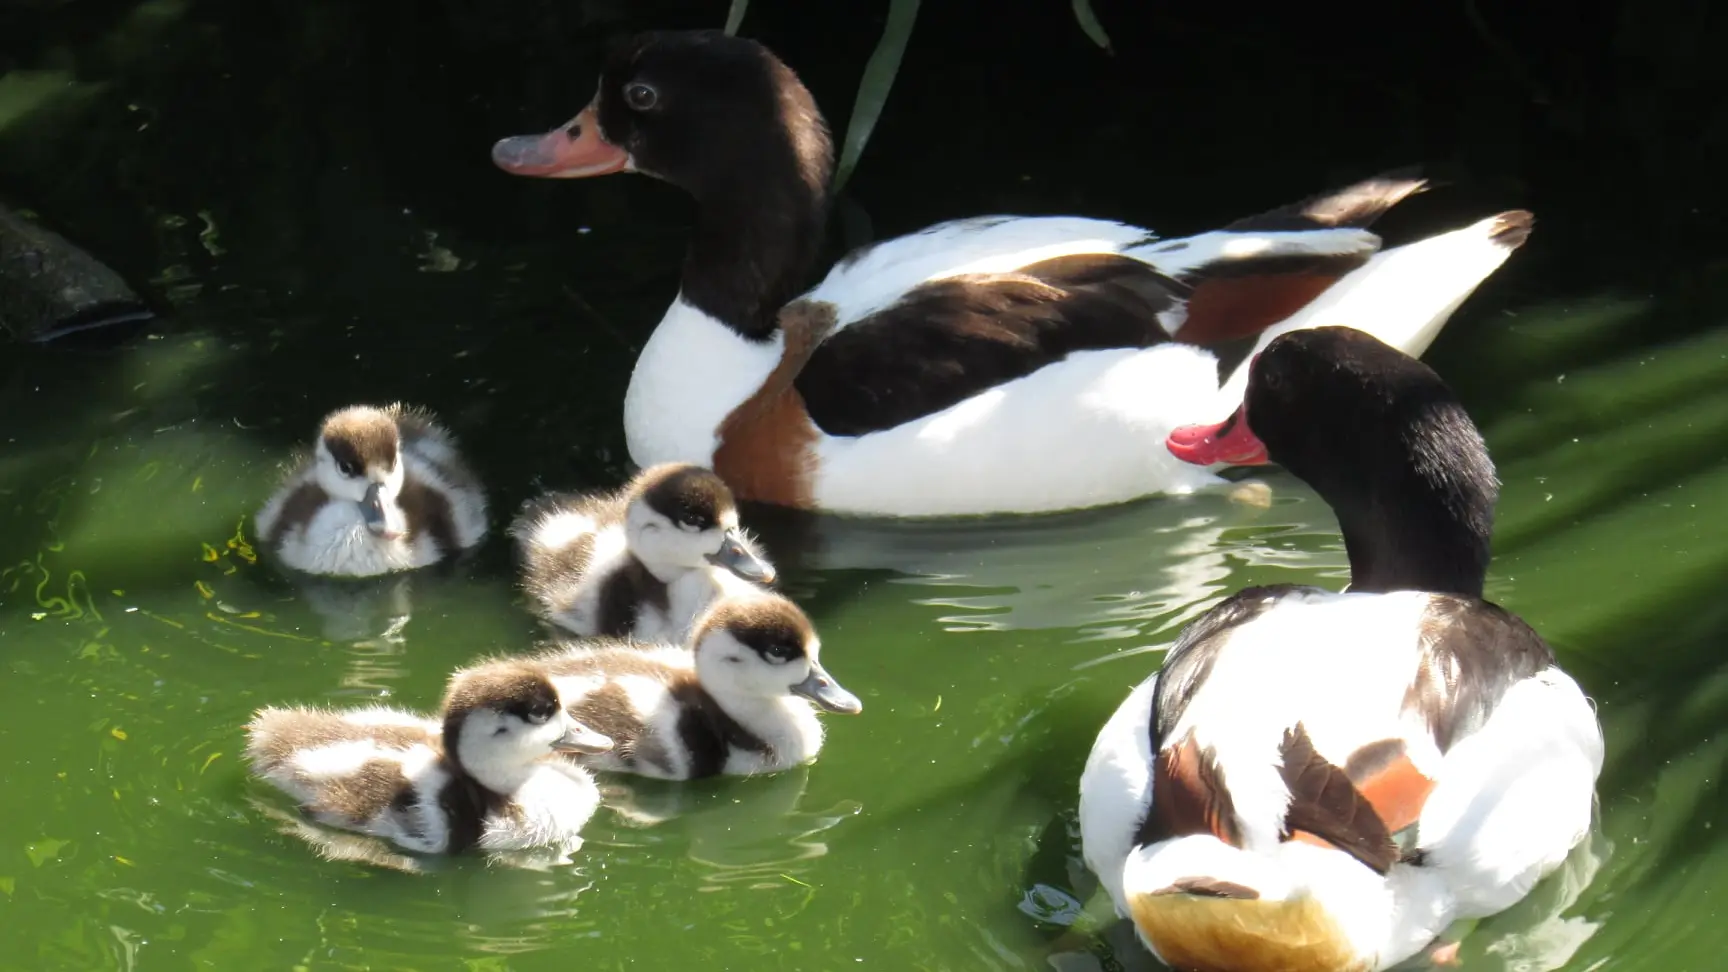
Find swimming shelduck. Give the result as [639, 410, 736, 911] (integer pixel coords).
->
[245, 661, 614, 857]
[255, 403, 489, 576]
[509, 461, 775, 640]
[1077, 326, 1603, 971]
[492, 29, 1534, 517]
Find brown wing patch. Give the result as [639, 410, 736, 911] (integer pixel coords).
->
[1277, 724, 1400, 874]
[303, 758, 412, 825]
[1172, 259, 1366, 348]
[566, 681, 670, 774]
[1151, 734, 1241, 846]
[1344, 738, 1435, 838]
[793, 254, 1183, 438]
[245, 707, 433, 772]
[523, 529, 597, 617]
[264, 480, 329, 548]
[714, 299, 838, 508]
[398, 476, 458, 556]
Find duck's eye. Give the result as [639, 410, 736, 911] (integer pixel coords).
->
[676, 518, 702, 532]
[623, 82, 658, 111]
[766, 644, 798, 662]
[336, 459, 360, 478]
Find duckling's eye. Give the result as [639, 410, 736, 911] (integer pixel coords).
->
[765, 643, 799, 662]
[624, 82, 658, 111]
[676, 518, 703, 532]
[336, 459, 360, 478]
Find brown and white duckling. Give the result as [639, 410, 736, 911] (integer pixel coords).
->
[479, 588, 859, 780]
[509, 462, 776, 640]
[255, 403, 489, 577]
[244, 662, 614, 857]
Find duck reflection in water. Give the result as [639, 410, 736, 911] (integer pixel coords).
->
[290, 572, 417, 697]
[593, 764, 862, 893]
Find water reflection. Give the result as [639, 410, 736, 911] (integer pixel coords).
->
[595, 766, 863, 893]
[758, 480, 1349, 640]
[290, 573, 416, 696]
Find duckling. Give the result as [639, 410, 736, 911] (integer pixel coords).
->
[471, 588, 860, 780]
[255, 403, 489, 577]
[244, 662, 614, 856]
[509, 462, 776, 641]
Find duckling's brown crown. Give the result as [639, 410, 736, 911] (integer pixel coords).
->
[633, 462, 738, 530]
[320, 405, 402, 472]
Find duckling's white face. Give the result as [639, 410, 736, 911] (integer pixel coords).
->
[314, 408, 408, 541]
[626, 499, 774, 584]
[451, 687, 614, 790]
[693, 602, 861, 714]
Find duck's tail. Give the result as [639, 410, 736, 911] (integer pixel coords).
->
[1126, 171, 1432, 348]
[1211, 209, 1534, 409]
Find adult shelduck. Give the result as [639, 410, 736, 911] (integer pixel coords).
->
[1077, 326, 1603, 971]
[494, 30, 1533, 518]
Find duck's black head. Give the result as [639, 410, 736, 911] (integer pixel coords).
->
[491, 30, 833, 339]
[494, 31, 830, 200]
[1169, 326, 1498, 597]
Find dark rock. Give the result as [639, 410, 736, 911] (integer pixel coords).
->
[0, 203, 153, 343]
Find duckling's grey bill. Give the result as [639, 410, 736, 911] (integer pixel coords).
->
[792, 665, 862, 714]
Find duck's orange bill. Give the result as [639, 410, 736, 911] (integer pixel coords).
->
[1167, 406, 1269, 466]
[491, 102, 631, 178]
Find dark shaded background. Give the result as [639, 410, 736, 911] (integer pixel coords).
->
[2, 0, 1725, 496]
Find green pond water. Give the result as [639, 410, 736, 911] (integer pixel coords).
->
[4, 276, 1728, 972]
[5, 3, 1728, 970]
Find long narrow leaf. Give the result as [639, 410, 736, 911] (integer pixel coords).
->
[723, 0, 748, 36]
[833, 0, 921, 194]
[1071, 0, 1112, 52]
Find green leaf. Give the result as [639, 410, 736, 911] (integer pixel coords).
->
[25, 838, 68, 868]
[833, 0, 922, 193]
[1071, 0, 1113, 52]
[723, 0, 748, 36]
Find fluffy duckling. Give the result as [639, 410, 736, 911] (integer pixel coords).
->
[255, 403, 489, 577]
[245, 663, 614, 857]
[490, 588, 859, 780]
[509, 462, 776, 640]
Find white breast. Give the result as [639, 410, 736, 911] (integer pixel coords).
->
[624, 297, 783, 468]
[721, 696, 828, 775]
[477, 763, 602, 854]
[271, 500, 433, 577]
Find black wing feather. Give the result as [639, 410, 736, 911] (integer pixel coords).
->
[794, 253, 1187, 438]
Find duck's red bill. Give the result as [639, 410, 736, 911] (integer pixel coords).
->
[491, 103, 630, 178]
[1167, 407, 1269, 466]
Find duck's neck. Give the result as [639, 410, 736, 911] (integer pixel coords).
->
[680, 174, 829, 342]
[1331, 466, 1494, 599]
